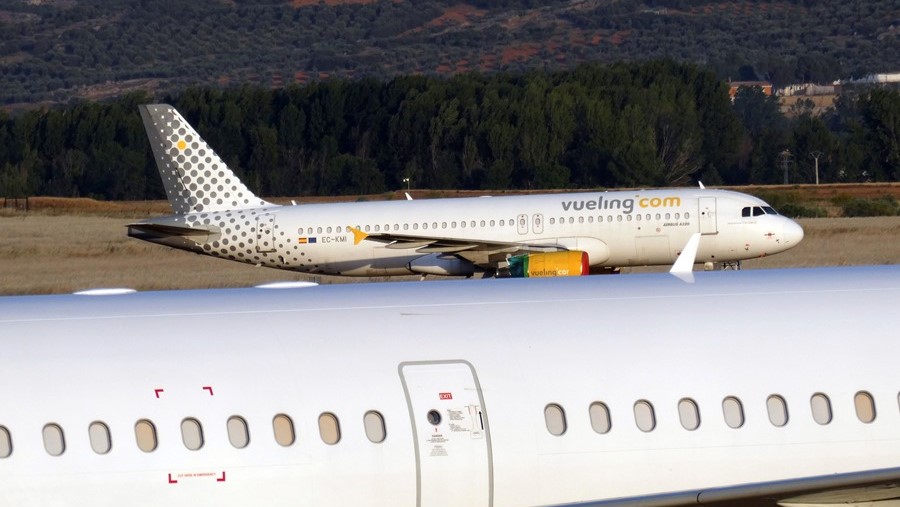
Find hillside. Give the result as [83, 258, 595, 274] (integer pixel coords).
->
[1, 0, 898, 108]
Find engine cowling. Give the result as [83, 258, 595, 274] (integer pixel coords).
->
[507, 251, 589, 278]
[408, 254, 476, 276]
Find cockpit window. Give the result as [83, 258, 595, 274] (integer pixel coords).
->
[742, 206, 780, 217]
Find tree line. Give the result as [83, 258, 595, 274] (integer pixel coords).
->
[0, 61, 897, 201]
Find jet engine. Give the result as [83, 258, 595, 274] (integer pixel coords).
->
[507, 251, 589, 278]
[408, 254, 476, 276]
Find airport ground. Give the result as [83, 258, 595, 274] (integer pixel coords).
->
[1, 208, 897, 295]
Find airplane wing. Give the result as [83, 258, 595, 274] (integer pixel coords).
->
[349, 227, 566, 266]
[554, 466, 900, 507]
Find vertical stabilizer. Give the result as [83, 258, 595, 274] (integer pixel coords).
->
[140, 104, 273, 215]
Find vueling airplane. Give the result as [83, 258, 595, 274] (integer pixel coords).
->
[1, 263, 898, 506]
[128, 104, 803, 277]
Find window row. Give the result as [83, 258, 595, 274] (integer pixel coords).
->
[299, 212, 689, 236]
[0, 411, 387, 459]
[548, 212, 689, 225]
[543, 391, 879, 436]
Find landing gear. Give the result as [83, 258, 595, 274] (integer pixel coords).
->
[706, 261, 742, 271]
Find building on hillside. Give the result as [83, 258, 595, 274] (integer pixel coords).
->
[728, 80, 773, 101]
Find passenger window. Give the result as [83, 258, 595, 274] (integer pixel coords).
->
[317, 227, 323, 233]
[633, 400, 655, 432]
[442, 222, 447, 229]
[318, 413, 341, 445]
[810, 393, 832, 425]
[470, 221, 476, 228]
[135, 419, 157, 452]
[589, 402, 611, 434]
[89, 421, 112, 455]
[480, 220, 486, 227]
[273, 414, 295, 447]
[181, 418, 204, 451]
[364, 411, 387, 443]
[227, 416, 250, 449]
[579, 216, 584, 223]
[616, 215, 623, 222]
[684, 212, 690, 219]
[489, 220, 495, 227]
[855, 391, 876, 423]
[767, 395, 789, 427]
[678, 398, 700, 431]
[328, 226, 333, 233]
[722, 397, 744, 428]
[544, 404, 567, 436]
[374, 225, 380, 232]
[498, 220, 504, 227]
[43, 424, 65, 456]
[0, 426, 10, 458]
[665, 213, 671, 220]
[626, 215, 632, 222]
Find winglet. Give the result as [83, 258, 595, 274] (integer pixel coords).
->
[670, 233, 701, 283]
[350, 227, 369, 245]
[698, 180, 705, 189]
[405, 192, 413, 201]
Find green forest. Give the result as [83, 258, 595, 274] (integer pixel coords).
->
[0, 0, 898, 106]
[1, 61, 897, 202]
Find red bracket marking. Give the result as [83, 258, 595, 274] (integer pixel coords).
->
[168, 473, 178, 484]
[155, 389, 165, 399]
[217, 471, 226, 482]
[203, 386, 214, 396]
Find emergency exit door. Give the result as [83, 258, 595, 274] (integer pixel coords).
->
[400, 360, 493, 507]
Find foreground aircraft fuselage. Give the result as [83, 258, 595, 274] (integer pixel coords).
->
[1, 266, 899, 507]
[128, 105, 803, 277]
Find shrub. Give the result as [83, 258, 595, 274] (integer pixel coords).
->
[841, 197, 899, 217]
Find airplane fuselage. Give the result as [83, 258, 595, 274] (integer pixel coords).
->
[0, 266, 898, 506]
[130, 188, 802, 276]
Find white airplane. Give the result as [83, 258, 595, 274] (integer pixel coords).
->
[0, 264, 898, 506]
[128, 104, 803, 277]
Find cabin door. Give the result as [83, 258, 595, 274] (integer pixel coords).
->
[400, 360, 492, 507]
[256, 214, 276, 252]
[698, 197, 718, 235]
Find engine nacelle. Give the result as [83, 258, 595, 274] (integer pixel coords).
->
[507, 251, 589, 278]
[408, 254, 476, 276]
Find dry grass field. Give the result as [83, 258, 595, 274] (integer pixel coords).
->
[1, 209, 897, 295]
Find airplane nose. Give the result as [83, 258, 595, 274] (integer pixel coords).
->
[782, 219, 804, 246]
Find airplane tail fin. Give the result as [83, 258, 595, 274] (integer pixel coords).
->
[139, 104, 274, 215]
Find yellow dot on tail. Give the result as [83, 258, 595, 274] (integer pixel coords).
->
[177, 139, 187, 150]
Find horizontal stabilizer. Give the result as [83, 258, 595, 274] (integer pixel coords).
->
[127, 222, 218, 237]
